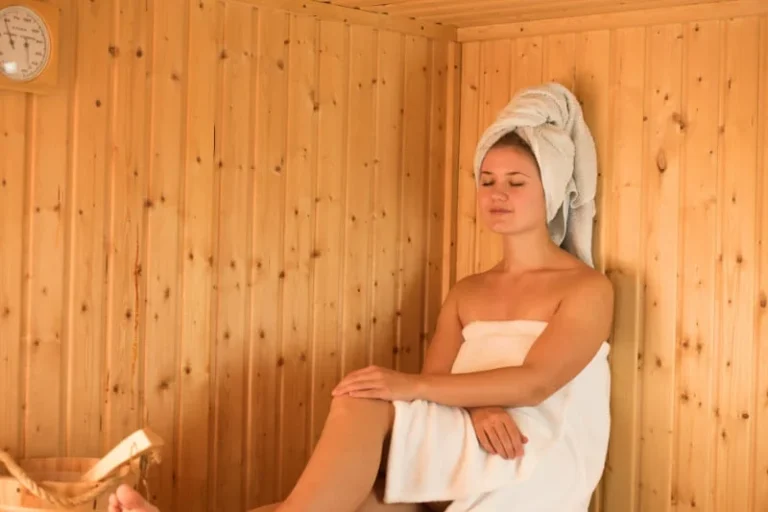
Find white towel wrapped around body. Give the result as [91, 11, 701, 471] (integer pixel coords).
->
[473, 82, 598, 267]
[383, 321, 611, 511]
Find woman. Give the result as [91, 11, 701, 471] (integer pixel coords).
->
[109, 129, 613, 512]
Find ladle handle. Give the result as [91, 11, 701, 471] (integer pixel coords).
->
[80, 428, 164, 483]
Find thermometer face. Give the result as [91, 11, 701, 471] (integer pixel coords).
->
[0, 5, 51, 81]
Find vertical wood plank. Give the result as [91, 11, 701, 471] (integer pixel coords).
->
[397, 35, 430, 373]
[211, 1, 252, 510]
[574, 30, 610, 274]
[475, 39, 509, 274]
[714, 17, 760, 512]
[66, 0, 112, 457]
[639, 22, 683, 512]
[574, 30, 611, 512]
[341, 24, 376, 375]
[280, 12, 318, 498]
[455, 42, 479, 281]
[176, 0, 217, 509]
[308, 19, 347, 452]
[441, 41, 461, 300]
[247, 7, 289, 507]
[754, 17, 768, 511]
[512, 36, 543, 91]
[24, 0, 77, 459]
[602, 26, 645, 512]
[0, 93, 27, 457]
[143, 0, 187, 507]
[372, 30, 403, 368]
[424, 39, 450, 357]
[674, 19, 720, 512]
[104, 0, 150, 453]
[543, 33, 576, 90]
[25, 96, 63, 457]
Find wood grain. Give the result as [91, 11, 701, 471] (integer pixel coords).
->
[0, 2, 449, 510]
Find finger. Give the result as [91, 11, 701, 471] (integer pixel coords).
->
[333, 377, 383, 396]
[477, 428, 496, 455]
[347, 389, 387, 400]
[485, 427, 509, 459]
[108, 493, 121, 512]
[501, 419, 524, 457]
[115, 484, 148, 509]
[477, 430, 495, 455]
[333, 376, 382, 394]
[332, 367, 381, 393]
[494, 423, 516, 459]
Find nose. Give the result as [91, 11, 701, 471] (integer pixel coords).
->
[490, 187, 508, 201]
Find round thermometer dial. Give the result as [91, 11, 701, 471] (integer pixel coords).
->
[0, 5, 51, 81]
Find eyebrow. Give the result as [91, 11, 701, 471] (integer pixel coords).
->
[480, 171, 528, 176]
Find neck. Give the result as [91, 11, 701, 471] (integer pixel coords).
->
[499, 226, 559, 273]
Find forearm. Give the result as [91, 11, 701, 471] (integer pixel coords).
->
[414, 366, 545, 408]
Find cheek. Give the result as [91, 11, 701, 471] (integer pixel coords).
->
[476, 189, 495, 207]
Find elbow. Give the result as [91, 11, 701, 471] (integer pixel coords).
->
[523, 383, 549, 406]
[519, 368, 555, 406]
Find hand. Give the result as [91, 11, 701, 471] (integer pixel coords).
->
[332, 365, 421, 401]
[469, 407, 528, 460]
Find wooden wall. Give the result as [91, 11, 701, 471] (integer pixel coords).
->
[0, 0, 457, 510]
[455, 9, 768, 512]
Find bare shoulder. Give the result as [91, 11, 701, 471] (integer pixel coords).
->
[444, 272, 488, 300]
[568, 264, 613, 297]
[559, 265, 615, 329]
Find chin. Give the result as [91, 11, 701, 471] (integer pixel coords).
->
[482, 218, 535, 236]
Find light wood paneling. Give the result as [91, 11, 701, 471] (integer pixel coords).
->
[0, 1, 456, 510]
[321, 0, 746, 28]
[458, 0, 768, 40]
[454, 12, 768, 512]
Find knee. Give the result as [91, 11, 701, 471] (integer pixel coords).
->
[328, 396, 394, 426]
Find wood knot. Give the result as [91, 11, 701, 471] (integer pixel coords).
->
[672, 112, 686, 131]
[656, 151, 667, 173]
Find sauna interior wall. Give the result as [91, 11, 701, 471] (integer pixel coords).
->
[455, 11, 768, 512]
[0, 0, 457, 510]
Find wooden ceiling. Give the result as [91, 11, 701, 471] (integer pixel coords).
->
[316, 0, 737, 27]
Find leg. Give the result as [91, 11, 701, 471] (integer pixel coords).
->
[279, 397, 395, 512]
[252, 478, 427, 512]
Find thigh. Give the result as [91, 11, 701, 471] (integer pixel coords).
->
[358, 478, 431, 512]
[248, 481, 431, 512]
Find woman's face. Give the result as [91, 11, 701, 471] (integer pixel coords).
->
[477, 145, 546, 235]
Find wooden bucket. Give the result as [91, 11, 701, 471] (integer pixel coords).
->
[0, 429, 162, 511]
[0, 456, 137, 511]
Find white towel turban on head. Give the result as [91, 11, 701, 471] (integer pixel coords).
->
[473, 82, 598, 268]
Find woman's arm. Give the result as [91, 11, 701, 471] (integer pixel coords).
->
[420, 286, 464, 375]
[333, 273, 613, 408]
[414, 274, 614, 408]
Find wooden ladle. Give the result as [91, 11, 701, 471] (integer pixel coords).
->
[79, 428, 164, 483]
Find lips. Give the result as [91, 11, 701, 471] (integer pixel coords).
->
[489, 208, 511, 214]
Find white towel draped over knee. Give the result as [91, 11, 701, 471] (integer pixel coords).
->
[473, 81, 598, 268]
